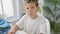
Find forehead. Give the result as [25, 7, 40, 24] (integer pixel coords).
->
[25, 2, 36, 7]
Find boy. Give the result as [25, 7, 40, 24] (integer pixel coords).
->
[8, 0, 50, 34]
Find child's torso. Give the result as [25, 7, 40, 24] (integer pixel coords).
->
[23, 15, 42, 34]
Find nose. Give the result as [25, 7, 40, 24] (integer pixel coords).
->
[28, 9, 32, 12]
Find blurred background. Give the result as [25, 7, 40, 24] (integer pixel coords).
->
[43, 0, 60, 34]
[0, 0, 60, 34]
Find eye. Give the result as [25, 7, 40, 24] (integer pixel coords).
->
[27, 7, 29, 9]
[31, 7, 34, 9]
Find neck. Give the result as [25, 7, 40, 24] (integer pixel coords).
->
[30, 15, 38, 19]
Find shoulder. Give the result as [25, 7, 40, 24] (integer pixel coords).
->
[21, 14, 28, 19]
[22, 14, 28, 18]
[38, 15, 49, 24]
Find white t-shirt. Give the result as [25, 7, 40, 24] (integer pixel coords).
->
[16, 14, 50, 34]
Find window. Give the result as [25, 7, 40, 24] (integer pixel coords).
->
[38, 0, 43, 15]
[0, 0, 21, 22]
[2, 0, 14, 17]
[0, 0, 3, 15]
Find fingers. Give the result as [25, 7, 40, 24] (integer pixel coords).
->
[8, 30, 15, 34]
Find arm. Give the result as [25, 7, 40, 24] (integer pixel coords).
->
[8, 24, 19, 34]
[40, 33, 44, 34]
[46, 19, 50, 34]
[39, 18, 50, 34]
[11, 25, 19, 33]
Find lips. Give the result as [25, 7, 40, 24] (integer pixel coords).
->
[29, 13, 33, 15]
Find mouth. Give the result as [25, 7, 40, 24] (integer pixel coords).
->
[29, 13, 33, 15]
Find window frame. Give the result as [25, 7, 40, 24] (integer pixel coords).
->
[0, 0, 23, 22]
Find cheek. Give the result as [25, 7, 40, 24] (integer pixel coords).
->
[33, 9, 38, 14]
[33, 7, 38, 11]
[25, 7, 27, 11]
[33, 9, 38, 12]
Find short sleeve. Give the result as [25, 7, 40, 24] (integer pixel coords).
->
[45, 19, 50, 34]
[39, 22, 46, 34]
[39, 18, 50, 34]
[16, 15, 27, 30]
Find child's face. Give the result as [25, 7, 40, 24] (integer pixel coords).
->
[24, 2, 39, 16]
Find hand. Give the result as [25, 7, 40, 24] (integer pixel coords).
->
[8, 30, 15, 34]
